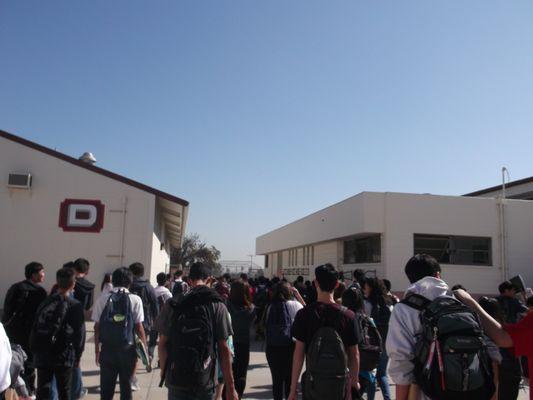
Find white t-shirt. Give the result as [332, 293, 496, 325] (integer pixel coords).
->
[154, 285, 172, 303]
[91, 287, 144, 324]
[0, 323, 12, 393]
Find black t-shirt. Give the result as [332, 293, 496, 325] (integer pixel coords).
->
[291, 302, 361, 350]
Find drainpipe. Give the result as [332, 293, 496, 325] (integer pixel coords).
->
[499, 168, 510, 281]
[119, 196, 128, 266]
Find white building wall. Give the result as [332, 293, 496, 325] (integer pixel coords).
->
[257, 191, 533, 295]
[0, 136, 158, 303]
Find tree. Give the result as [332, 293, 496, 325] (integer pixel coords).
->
[171, 233, 222, 275]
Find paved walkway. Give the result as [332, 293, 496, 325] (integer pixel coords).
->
[80, 325, 529, 400]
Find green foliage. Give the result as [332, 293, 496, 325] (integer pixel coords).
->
[171, 233, 222, 275]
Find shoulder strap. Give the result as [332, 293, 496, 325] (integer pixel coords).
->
[400, 293, 431, 311]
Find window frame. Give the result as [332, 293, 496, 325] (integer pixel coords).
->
[343, 234, 382, 264]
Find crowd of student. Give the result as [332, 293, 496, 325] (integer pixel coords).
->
[1, 255, 533, 400]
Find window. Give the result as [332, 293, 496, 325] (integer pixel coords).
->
[413, 234, 492, 266]
[343, 235, 381, 264]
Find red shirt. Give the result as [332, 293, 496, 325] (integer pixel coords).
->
[505, 312, 533, 400]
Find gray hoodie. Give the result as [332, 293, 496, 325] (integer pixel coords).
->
[386, 276, 449, 396]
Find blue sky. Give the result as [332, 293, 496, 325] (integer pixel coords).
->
[2, 1, 533, 261]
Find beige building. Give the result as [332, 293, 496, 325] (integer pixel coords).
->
[0, 129, 188, 304]
[256, 187, 533, 295]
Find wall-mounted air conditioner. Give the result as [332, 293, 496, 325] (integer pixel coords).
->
[8, 173, 32, 189]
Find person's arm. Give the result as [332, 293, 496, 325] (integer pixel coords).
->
[292, 287, 306, 307]
[347, 345, 360, 390]
[94, 322, 100, 366]
[158, 334, 168, 379]
[288, 340, 305, 400]
[454, 290, 513, 348]
[491, 361, 499, 400]
[72, 302, 86, 366]
[135, 322, 148, 350]
[217, 339, 238, 400]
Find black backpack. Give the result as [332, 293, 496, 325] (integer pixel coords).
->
[402, 294, 495, 400]
[370, 302, 392, 341]
[172, 281, 189, 297]
[266, 302, 293, 347]
[357, 313, 383, 371]
[131, 282, 154, 329]
[165, 288, 221, 389]
[29, 294, 69, 353]
[99, 290, 135, 348]
[303, 306, 349, 400]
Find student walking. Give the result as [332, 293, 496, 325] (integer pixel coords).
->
[264, 282, 303, 400]
[363, 278, 392, 400]
[129, 262, 159, 367]
[288, 264, 361, 400]
[156, 262, 238, 400]
[387, 254, 495, 400]
[2, 262, 48, 397]
[92, 267, 148, 400]
[71, 258, 94, 400]
[31, 268, 85, 400]
[171, 270, 190, 297]
[155, 272, 173, 309]
[227, 281, 255, 398]
[456, 289, 533, 400]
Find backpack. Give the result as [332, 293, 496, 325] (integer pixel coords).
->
[172, 281, 189, 297]
[166, 290, 220, 389]
[402, 294, 495, 400]
[98, 290, 135, 348]
[130, 282, 156, 333]
[29, 294, 69, 353]
[357, 313, 383, 371]
[265, 302, 293, 347]
[370, 302, 392, 340]
[303, 306, 349, 400]
[253, 285, 268, 308]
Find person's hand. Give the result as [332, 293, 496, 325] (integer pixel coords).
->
[454, 289, 474, 305]
[351, 378, 360, 392]
[225, 388, 239, 400]
[287, 390, 298, 400]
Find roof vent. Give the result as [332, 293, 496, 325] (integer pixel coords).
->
[79, 152, 96, 165]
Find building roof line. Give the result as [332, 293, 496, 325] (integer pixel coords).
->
[0, 129, 189, 207]
[464, 176, 533, 197]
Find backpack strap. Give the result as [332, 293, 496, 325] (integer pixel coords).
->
[401, 293, 431, 311]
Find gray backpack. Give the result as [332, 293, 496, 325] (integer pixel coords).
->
[303, 307, 349, 400]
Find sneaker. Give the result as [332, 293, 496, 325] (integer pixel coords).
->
[76, 388, 89, 399]
[131, 377, 139, 392]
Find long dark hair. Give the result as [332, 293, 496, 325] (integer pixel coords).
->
[229, 281, 252, 309]
[365, 277, 390, 307]
[271, 282, 291, 302]
[342, 286, 364, 313]
[101, 273, 112, 291]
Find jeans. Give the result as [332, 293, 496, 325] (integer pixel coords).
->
[367, 352, 391, 400]
[148, 329, 158, 359]
[233, 342, 250, 397]
[37, 366, 73, 400]
[168, 387, 215, 400]
[99, 346, 137, 400]
[70, 367, 83, 400]
[266, 345, 294, 400]
[499, 357, 522, 400]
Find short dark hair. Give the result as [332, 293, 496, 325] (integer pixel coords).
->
[62, 261, 75, 269]
[73, 258, 90, 274]
[296, 275, 304, 283]
[25, 262, 44, 280]
[157, 272, 167, 286]
[498, 281, 515, 294]
[129, 262, 145, 277]
[315, 264, 338, 292]
[405, 254, 441, 284]
[353, 269, 366, 286]
[112, 267, 133, 288]
[383, 278, 392, 292]
[57, 267, 76, 289]
[478, 296, 504, 323]
[222, 273, 231, 281]
[189, 262, 212, 281]
[240, 273, 248, 281]
[342, 286, 364, 313]
[174, 269, 183, 278]
[527, 296, 533, 308]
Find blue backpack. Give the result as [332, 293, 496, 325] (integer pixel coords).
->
[266, 302, 293, 347]
[99, 290, 135, 348]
